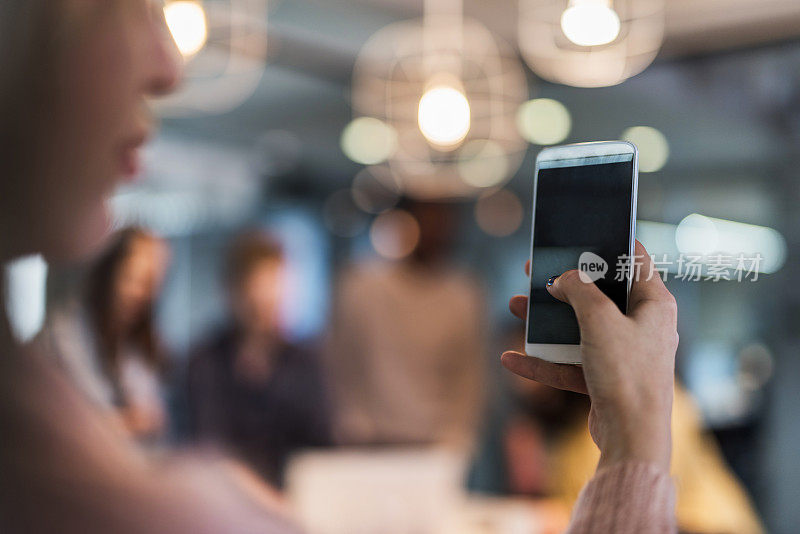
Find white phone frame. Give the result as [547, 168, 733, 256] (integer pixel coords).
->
[524, 141, 639, 365]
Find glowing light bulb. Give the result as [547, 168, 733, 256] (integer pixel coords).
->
[560, 0, 621, 47]
[164, 0, 208, 57]
[418, 86, 471, 148]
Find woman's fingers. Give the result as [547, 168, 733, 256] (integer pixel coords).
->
[511, 258, 588, 395]
[628, 240, 672, 309]
[501, 351, 589, 394]
[509, 295, 528, 320]
[545, 270, 621, 329]
[510, 261, 530, 320]
[628, 241, 679, 327]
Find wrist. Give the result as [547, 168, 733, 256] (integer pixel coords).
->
[597, 402, 672, 472]
[597, 431, 671, 472]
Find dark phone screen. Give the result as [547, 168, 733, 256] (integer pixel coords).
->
[527, 154, 634, 345]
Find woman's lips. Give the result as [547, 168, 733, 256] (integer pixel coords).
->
[120, 146, 142, 180]
[119, 131, 149, 182]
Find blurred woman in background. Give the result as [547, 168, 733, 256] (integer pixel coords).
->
[41, 228, 171, 442]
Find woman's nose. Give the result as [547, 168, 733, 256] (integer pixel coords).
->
[145, 4, 183, 97]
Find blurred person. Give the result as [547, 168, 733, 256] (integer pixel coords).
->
[187, 231, 331, 487]
[0, 2, 300, 532]
[40, 228, 171, 443]
[327, 200, 486, 450]
[0, 0, 684, 532]
[502, 327, 764, 534]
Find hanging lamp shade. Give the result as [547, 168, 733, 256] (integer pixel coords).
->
[351, 12, 529, 199]
[157, 0, 269, 117]
[519, 0, 665, 88]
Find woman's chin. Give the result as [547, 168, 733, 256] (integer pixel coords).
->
[43, 204, 114, 265]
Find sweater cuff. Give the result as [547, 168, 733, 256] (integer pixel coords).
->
[566, 461, 676, 534]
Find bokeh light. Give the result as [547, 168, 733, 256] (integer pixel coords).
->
[475, 189, 524, 237]
[676, 214, 719, 256]
[676, 213, 787, 273]
[738, 343, 774, 391]
[341, 117, 398, 165]
[458, 140, 511, 188]
[622, 126, 669, 172]
[164, 0, 209, 58]
[560, 0, 621, 47]
[4, 255, 48, 343]
[351, 167, 401, 214]
[516, 98, 572, 146]
[418, 86, 472, 148]
[323, 190, 368, 238]
[370, 209, 421, 260]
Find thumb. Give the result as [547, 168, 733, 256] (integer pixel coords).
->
[547, 270, 621, 326]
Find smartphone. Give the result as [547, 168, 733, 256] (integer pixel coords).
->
[525, 141, 638, 364]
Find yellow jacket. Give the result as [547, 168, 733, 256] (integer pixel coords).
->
[549, 386, 764, 534]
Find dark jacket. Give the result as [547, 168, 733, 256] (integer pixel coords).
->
[187, 328, 331, 487]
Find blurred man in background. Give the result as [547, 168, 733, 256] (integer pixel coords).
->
[327, 201, 486, 450]
[187, 230, 331, 487]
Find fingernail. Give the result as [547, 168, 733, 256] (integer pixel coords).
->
[546, 275, 558, 287]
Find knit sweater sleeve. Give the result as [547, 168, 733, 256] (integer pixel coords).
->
[566, 462, 677, 534]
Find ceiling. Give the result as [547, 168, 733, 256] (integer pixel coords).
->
[266, 0, 800, 65]
[158, 0, 800, 204]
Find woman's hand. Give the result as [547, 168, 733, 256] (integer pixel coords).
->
[503, 241, 679, 472]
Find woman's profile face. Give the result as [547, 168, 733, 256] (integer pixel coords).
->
[34, 1, 180, 260]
